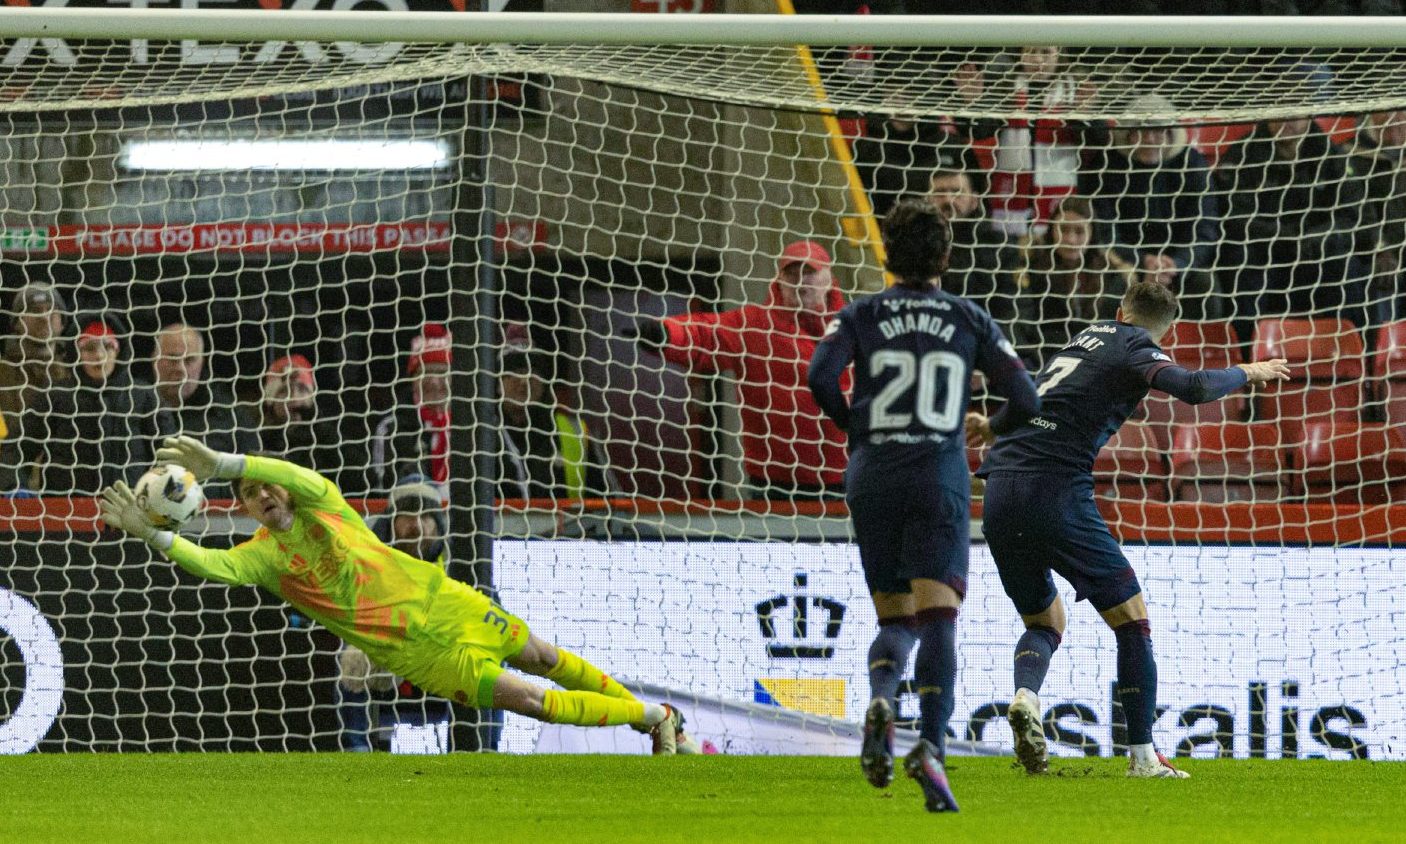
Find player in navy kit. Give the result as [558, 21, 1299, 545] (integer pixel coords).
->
[969, 281, 1289, 778]
[809, 199, 1040, 812]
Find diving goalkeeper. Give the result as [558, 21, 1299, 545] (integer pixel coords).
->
[99, 437, 690, 753]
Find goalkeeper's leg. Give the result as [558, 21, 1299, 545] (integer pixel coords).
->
[491, 670, 672, 733]
[508, 634, 702, 754]
[508, 635, 635, 701]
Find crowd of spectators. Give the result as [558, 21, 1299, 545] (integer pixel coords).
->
[852, 49, 1406, 369]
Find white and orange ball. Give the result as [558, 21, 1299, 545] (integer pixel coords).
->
[134, 464, 204, 529]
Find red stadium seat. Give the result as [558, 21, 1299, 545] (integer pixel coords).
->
[1252, 319, 1364, 424]
[1293, 421, 1406, 504]
[1169, 423, 1291, 503]
[1143, 321, 1248, 445]
[1163, 321, 1245, 370]
[1190, 122, 1253, 166]
[1370, 321, 1406, 428]
[1316, 115, 1359, 144]
[1093, 422, 1169, 502]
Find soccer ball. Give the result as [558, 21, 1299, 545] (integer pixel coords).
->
[135, 464, 204, 529]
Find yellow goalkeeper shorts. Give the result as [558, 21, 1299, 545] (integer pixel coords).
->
[397, 579, 531, 709]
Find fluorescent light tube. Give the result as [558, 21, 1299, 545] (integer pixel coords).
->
[118, 137, 453, 171]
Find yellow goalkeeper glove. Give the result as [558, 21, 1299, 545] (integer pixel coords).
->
[98, 482, 172, 550]
[154, 436, 243, 482]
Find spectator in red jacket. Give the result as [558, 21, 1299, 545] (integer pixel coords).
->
[630, 241, 849, 500]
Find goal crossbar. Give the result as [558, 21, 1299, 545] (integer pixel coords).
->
[4, 9, 1406, 48]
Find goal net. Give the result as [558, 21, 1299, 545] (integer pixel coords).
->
[0, 9, 1402, 760]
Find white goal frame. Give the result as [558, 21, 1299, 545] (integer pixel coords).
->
[3, 9, 1406, 47]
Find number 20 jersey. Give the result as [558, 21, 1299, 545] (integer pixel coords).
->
[829, 285, 1022, 483]
[978, 320, 1175, 478]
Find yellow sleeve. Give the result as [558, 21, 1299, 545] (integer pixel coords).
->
[242, 454, 346, 512]
[165, 533, 279, 586]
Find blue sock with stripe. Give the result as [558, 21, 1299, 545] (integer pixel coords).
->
[1114, 619, 1159, 745]
[913, 606, 958, 759]
[868, 616, 917, 707]
[1013, 625, 1061, 694]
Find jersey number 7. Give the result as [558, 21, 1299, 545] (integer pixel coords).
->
[1037, 357, 1082, 397]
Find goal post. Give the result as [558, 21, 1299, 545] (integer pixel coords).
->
[0, 9, 1402, 760]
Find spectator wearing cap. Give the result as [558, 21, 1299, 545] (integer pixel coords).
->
[497, 350, 607, 502]
[256, 353, 358, 490]
[0, 283, 76, 493]
[5, 314, 161, 495]
[151, 322, 258, 497]
[63, 317, 159, 493]
[370, 324, 453, 494]
[630, 241, 849, 499]
[335, 476, 449, 751]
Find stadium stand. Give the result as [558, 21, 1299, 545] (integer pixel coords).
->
[1294, 420, 1406, 505]
[1169, 422, 1291, 503]
[1252, 318, 1365, 424]
[1370, 321, 1406, 427]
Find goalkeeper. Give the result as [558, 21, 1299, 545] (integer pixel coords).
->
[100, 437, 689, 753]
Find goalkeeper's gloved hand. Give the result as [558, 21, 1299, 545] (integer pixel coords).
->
[154, 436, 243, 482]
[99, 482, 171, 550]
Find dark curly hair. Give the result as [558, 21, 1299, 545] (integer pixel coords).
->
[881, 198, 951, 288]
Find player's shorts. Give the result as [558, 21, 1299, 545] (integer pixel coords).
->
[981, 472, 1142, 615]
[845, 449, 970, 598]
[393, 579, 530, 709]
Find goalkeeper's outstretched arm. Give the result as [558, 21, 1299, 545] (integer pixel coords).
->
[99, 436, 330, 584]
[97, 480, 275, 586]
[155, 436, 342, 511]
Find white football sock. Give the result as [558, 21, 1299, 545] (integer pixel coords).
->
[642, 703, 667, 727]
[1130, 743, 1158, 765]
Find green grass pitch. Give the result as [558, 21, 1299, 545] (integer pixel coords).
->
[3, 754, 1402, 843]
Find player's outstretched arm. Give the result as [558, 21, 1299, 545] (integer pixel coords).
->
[99, 481, 270, 586]
[1150, 358, 1290, 405]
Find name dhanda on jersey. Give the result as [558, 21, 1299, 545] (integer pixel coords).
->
[878, 311, 958, 341]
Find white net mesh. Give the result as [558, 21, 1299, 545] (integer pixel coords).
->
[0, 17, 1403, 759]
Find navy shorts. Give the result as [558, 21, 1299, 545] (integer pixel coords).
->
[981, 473, 1142, 615]
[846, 452, 970, 598]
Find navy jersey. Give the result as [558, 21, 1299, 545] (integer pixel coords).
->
[978, 321, 1176, 477]
[809, 285, 1036, 481]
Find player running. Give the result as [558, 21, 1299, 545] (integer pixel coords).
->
[99, 438, 694, 754]
[809, 199, 1040, 812]
[969, 281, 1289, 778]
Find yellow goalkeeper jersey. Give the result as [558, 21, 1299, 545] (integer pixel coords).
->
[164, 455, 459, 670]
